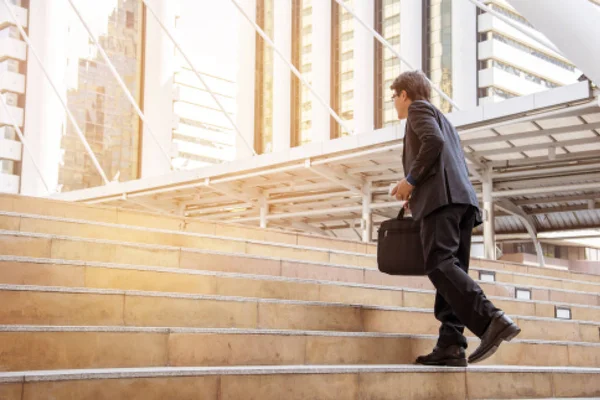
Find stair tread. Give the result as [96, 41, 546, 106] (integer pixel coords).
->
[1, 364, 599, 383]
[1, 238, 598, 294]
[1, 255, 599, 308]
[1, 212, 598, 285]
[0, 211, 371, 257]
[1, 324, 599, 347]
[0, 283, 597, 325]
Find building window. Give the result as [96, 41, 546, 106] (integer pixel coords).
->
[478, 87, 489, 98]
[126, 11, 135, 29]
[331, 0, 354, 139]
[488, 3, 533, 28]
[0, 160, 15, 175]
[254, 0, 275, 154]
[486, 59, 561, 90]
[490, 33, 576, 72]
[555, 307, 572, 320]
[375, 0, 401, 129]
[516, 288, 532, 300]
[479, 271, 496, 282]
[427, 0, 453, 113]
[292, 0, 313, 147]
[489, 87, 517, 100]
[585, 247, 599, 261]
[1, 126, 16, 140]
[489, 60, 560, 89]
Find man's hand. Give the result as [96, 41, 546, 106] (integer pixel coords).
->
[391, 178, 414, 201]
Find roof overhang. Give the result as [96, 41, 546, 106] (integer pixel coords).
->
[53, 82, 600, 239]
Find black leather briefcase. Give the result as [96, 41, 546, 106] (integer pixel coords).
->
[377, 208, 426, 276]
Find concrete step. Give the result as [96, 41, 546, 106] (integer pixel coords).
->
[471, 257, 599, 284]
[2, 230, 599, 303]
[1, 256, 598, 323]
[2, 228, 599, 310]
[0, 194, 373, 255]
[1, 326, 599, 372]
[1, 285, 598, 343]
[2, 208, 600, 285]
[0, 365, 598, 399]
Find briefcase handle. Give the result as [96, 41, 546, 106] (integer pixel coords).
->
[396, 207, 406, 220]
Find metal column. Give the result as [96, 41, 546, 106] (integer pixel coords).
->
[482, 168, 496, 260]
[362, 183, 373, 243]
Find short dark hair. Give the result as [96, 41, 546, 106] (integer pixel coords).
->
[390, 71, 431, 101]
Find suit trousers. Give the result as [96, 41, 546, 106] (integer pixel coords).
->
[420, 204, 499, 349]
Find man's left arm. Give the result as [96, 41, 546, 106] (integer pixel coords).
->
[393, 102, 445, 201]
[405, 101, 445, 185]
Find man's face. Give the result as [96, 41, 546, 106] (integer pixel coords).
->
[393, 90, 411, 120]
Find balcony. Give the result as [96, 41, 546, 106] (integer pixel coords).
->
[0, 171, 18, 193]
[0, 3, 27, 31]
[0, 137, 21, 161]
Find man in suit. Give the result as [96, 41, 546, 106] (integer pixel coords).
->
[391, 71, 521, 366]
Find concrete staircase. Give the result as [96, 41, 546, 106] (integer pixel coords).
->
[0, 193, 598, 399]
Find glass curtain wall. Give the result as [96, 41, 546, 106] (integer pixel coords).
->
[254, 0, 275, 154]
[374, 0, 401, 128]
[331, 0, 354, 138]
[62, 0, 144, 192]
[427, 0, 452, 113]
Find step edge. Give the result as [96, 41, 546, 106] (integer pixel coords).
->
[1, 255, 599, 310]
[1, 232, 599, 291]
[0, 283, 598, 326]
[1, 364, 599, 383]
[0, 210, 373, 257]
[1, 325, 599, 348]
[3, 210, 599, 284]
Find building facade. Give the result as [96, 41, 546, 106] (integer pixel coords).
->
[0, 0, 27, 194]
[60, 0, 144, 192]
[0, 0, 588, 196]
[248, 0, 582, 154]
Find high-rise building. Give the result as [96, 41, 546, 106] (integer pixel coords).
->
[1, 0, 591, 197]
[375, 0, 401, 127]
[169, 0, 241, 169]
[61, 0, 144, 192]
[171, 66, 237, 169]
[476, 0, 580, 104]
[331, 0, 355, 137]
[426, 0, 454, 113]
[295, 0, 313, 146]
[248, 0, 584, 151]
[0, 0, 27, 194]
[254, 0, 275, 153]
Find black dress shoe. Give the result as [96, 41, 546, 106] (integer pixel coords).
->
[415, 345, 467, 367]
[468, 311, 521, 364]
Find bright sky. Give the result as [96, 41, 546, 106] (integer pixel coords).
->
[65, 0, 240, 87]
[177, 0, 240, 80]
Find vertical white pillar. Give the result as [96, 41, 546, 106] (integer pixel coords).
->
[353, 0, 374, 135]
[259, 196, 268, 228]
[21, 0, 68, 196]
[362, 182, 372, 243]
[236, 0, 257, 159]
[141, 0, 177, 177]
[482, 168, 496, 260]
[400, 0, 423, 72]
[452, 0, 477, 108]
[310, 0, 331, 143]
[272, 0, 292, 152]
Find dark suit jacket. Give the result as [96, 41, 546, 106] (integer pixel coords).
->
[403, 100, 481, 224]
